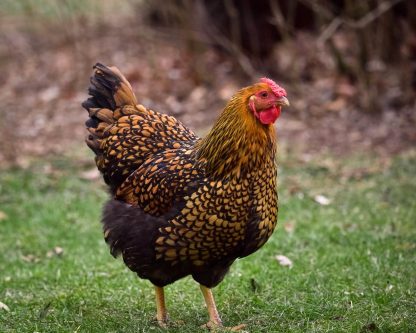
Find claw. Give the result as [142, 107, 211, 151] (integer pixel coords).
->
[157, 319, 168, 329]
[201, 322, 247, 332]
[230, 324, 247, 331]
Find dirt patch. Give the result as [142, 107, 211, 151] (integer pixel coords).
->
[0, 16, 414, 167]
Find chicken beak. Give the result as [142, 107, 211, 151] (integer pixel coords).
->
[276, 96, 290, 107]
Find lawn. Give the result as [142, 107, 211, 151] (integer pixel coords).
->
[0, 149, 415, 333]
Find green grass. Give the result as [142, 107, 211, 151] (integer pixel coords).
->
[0, 150, 415, 332]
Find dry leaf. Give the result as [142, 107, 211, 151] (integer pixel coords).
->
[314, 195, 331, 205]
[47, 246, 64, 258]
[0, 211, 7, 221]
[386, 284, 393, 292]
[80, 168, 100, 181]
[21, 254, 40, 263]
[283, 222, 295, 233]
[40, 86, 60, 102]
[0, 301, 10, 312]
[54, 246, 64, 256]
[275, 255, 293, 268]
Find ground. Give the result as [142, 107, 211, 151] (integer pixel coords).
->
[0, 4, 415, 166]
[0, 149, 415, 332]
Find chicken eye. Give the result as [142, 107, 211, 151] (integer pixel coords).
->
[260, 91, 268, 98]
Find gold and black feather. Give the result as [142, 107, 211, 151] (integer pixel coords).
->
[83, 63, 278, 288]
[83, 63, 197, 191]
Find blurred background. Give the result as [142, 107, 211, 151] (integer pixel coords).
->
[1, 2, 416, 331]
[0, 0, 415, 166]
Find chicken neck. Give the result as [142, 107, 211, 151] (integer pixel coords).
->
[195, 94, 277, 178]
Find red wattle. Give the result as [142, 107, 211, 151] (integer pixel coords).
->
[258, 106, 281, 124]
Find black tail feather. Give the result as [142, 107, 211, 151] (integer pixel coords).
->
[82, 63, 120, 113]
[83, 62, 137, 157]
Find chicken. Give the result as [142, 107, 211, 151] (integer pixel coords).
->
[82, 63, 289, 329]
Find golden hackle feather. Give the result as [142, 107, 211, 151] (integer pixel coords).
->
[196, 83, 277, 178]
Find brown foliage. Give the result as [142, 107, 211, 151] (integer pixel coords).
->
[0, 1, 414, 167]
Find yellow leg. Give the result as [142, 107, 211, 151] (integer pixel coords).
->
[200, 285, 223, 327]
[200, 285, 247, 331]
[154, 285, 168, 328]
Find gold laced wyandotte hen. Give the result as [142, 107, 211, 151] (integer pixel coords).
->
[82, 63, 289, 330]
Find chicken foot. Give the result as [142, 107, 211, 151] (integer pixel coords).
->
[200, 285, 246, 331]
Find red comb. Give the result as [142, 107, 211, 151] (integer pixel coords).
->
[260, 78, 286, 97]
